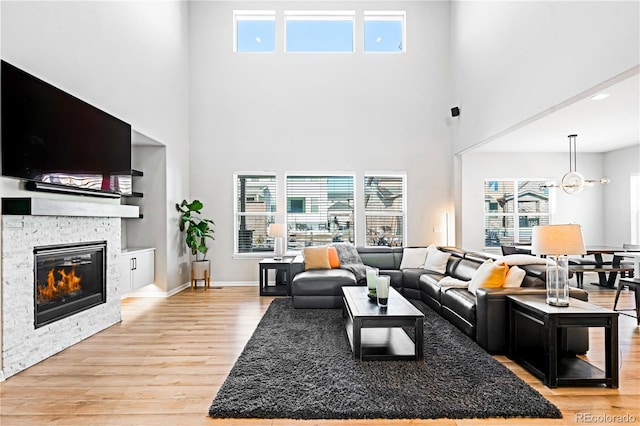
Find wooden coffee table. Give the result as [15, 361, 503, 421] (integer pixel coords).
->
[342, 286, 424, 361]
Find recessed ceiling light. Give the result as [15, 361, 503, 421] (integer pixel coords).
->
[256, 37, 262, 43]
[590, 93, 610, 101]
[376, 37, 382, 43]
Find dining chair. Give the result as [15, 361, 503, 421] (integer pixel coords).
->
[613, 243, 640, 311]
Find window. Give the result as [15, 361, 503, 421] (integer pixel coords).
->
[234, 174, 277, 254]
[285, 11, 355, 52]
[364, 174, 406, 246]
[632, 173, 640, 244]
[285, 174, 355, 248]
[234, 11, 276, 52]
[484, 179, 551, 249]
[364, 11, 405, 52]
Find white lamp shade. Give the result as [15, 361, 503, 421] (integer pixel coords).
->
[531, 224, 586, 256]
[267, 223, 286, 238]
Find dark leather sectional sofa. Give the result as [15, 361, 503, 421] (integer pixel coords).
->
[291, 246, 589, 354]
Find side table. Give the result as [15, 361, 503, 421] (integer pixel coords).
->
[259, 257, 298, 296]
[507, 294, 618, 388]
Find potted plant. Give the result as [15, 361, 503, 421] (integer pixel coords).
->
[176, 199, 215, 285]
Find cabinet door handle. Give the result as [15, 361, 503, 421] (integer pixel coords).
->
[133, 257, 137, 270]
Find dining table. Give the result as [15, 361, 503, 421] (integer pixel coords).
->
[580, 246, 627, 288]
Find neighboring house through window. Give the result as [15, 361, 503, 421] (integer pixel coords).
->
[484, 179, 550, 249]
[364, 174, 406, 246]
[285, 174, 355, 248]
[234, 174, 277, 254]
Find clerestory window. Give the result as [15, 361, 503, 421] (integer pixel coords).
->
[284, 11, 355, 53]
[364, 11, 405, 53]
[234, 10, 276, 53]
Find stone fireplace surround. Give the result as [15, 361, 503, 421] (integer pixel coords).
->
[1, 214, 123, 379]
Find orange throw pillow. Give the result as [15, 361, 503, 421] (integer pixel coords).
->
[328, 247, 341, 268]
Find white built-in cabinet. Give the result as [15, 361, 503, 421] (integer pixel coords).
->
[119, 248, 155, 295]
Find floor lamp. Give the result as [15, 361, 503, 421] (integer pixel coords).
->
[531, 224, 586, 307]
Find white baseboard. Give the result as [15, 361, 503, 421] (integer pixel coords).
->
[211, 281, 257, 287]
[0, 370, 5, 382]
[121, 281, 257, 299]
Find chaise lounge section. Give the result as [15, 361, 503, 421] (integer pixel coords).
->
[291, 246, 589, 354]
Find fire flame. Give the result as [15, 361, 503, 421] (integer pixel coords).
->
[37, 267, 82, 302]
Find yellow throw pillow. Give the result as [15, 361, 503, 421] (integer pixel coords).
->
[468, 259, 508, 295]
[304, 246, 331, 270]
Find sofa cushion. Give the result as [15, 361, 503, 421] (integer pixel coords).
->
[402, 268, 428, 292]
[441, 288, 477, 337]
[303, 246, 331, 270]
[451, 258, 483, 281]
[358, 247, 400, 270]
[291, 269, 357, 296]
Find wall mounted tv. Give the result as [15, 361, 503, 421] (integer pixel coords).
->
[1, 60, 132, 198]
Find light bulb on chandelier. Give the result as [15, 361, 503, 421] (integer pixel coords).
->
[541, 134, 610, 194]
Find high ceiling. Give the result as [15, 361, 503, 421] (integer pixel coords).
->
[471, 72, 640, 153]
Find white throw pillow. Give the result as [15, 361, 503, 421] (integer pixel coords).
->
[494, 254, 549, 266]
[503, 265, 526, 287]
[399, 247, 429, 269]
[423, 245, 451, 274]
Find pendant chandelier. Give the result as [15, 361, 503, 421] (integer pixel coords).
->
[543, 134, 610, 194]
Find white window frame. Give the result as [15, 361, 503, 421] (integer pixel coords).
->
[483, 178, 552, 250]
[364, 173, 407, 247]
[363, 11, 406, 53]
[284, 10, 356, 53]
[631, 173, 640, 244]
[233, 10, 276, 53]
[234, 172, 277, 257]
[285, 172, 357, 248]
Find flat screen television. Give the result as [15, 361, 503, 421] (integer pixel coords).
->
[1, 60, 132, 197]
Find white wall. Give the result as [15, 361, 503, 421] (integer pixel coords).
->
[1, 1, 190, 293]
[461, 151, 607, 251]
[450, 1, 640, 153]
[604, 144, 640, 245]
[189, 1, 454, 283]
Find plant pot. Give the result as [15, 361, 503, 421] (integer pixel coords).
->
[191, 259, 211, 291]
[192, 260, 210, 280]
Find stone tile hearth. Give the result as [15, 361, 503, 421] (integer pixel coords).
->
[1, 215, 122, 379]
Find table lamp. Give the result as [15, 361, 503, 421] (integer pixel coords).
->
[268, 223, 286, 260]
[531, 224, 586, 306]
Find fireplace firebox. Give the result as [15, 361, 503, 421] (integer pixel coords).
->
[34, 241, 107, 328]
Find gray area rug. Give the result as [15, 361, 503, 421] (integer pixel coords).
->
[208, 298, 562, 420]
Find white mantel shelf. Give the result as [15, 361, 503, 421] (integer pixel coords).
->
[1, 197, 139, 218]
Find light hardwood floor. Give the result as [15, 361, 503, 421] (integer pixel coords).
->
[1, 280, 639, 426]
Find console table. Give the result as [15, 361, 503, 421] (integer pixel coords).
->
[507, 295, 618, 388]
